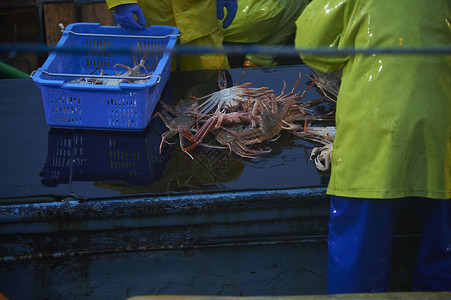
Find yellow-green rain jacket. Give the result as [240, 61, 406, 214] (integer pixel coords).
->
[106, 0, 229, 70]
[295, 0, 451, 199]
[223, 0, 308, 44]
[222, 0, 309, 67]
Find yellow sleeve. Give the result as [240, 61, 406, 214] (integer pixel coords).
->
[105, 0, 138, 10]
[295, 0, 354, 73]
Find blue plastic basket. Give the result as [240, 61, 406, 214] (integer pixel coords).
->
[32, 23, 179, 131]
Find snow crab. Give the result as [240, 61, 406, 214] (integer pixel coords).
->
[152, 99, 199, 159]
[306, 69, 341, 102]
[154, 69, 337, 171]
[70, 54, 153, 85]
[191, 71, 274, 115]
[294, 123, 336, 171]
[213, 126, 271, 159]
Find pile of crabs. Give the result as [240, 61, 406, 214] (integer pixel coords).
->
[153, 70, 340, 172]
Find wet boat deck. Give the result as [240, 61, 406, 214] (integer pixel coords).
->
[0, 65, 331, 200]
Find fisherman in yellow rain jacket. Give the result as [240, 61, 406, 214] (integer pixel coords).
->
[105, 0, 237, 71]
[222, 0, 310, 67]
[295, 0, 451, 294]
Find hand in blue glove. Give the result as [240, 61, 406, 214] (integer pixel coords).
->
[216, 0, 237, 29]
[114, 4, 146, 30]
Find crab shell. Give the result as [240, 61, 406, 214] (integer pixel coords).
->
[310, 143, 333, 172]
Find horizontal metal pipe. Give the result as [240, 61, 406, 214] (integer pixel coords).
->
[1, 42, 450, 55]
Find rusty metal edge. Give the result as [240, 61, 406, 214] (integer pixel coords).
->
[126, 293, 451, 300]
[0, 187, 328, 230]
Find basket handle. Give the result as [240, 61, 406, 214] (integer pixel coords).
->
[32, 70, 161, 83]
[62, 29, 180, 40]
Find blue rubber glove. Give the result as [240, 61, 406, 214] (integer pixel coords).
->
[216, 0, 237, 29]
[114, 4, 146, 30]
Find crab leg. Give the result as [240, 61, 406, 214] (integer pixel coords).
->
[178, 135, 194, 160]
[192, 114, 219, 142]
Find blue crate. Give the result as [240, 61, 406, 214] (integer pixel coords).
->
[32, 23, 179, 131]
